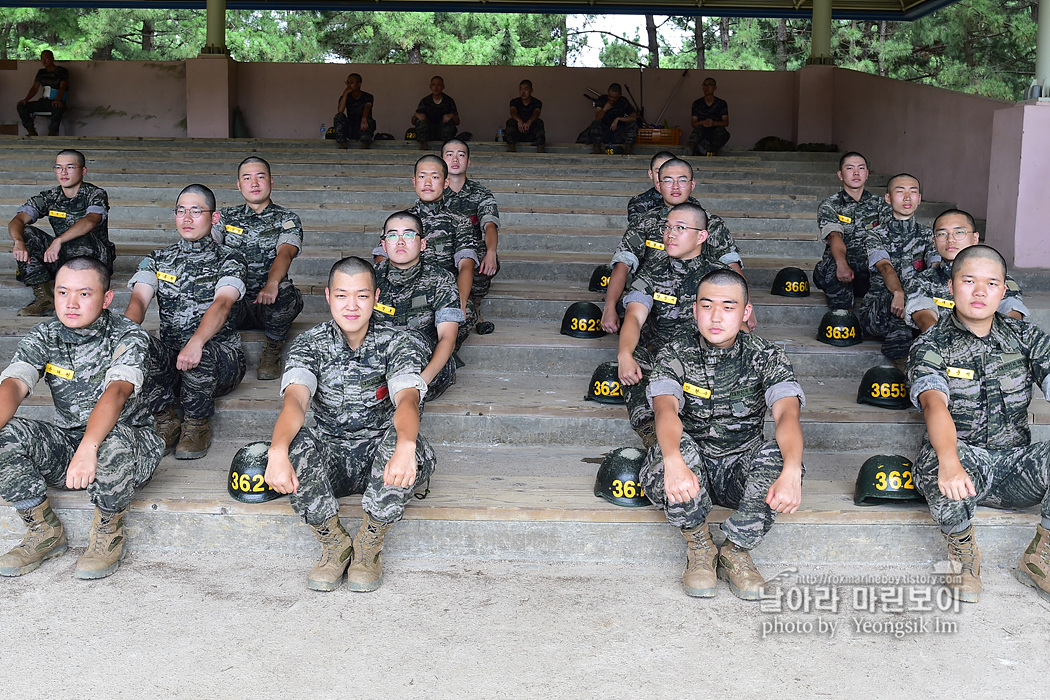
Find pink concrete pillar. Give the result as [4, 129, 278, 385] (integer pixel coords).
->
[185, 55, 237, 138]
[795, 65, 835, 145]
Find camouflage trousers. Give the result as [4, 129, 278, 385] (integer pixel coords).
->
[586, 120, 639, 146]
[857, 285, 916, 360]
[455, 297, 480, 351]
[471, 257, 500, 299]
[288, 423, 437, 526]
[641, 433, 793, 549]
[17, 224, 115, 287]
[412, 117, 456, 145]
[424, 354, 457, 405]
[813, 254, 870, 310]
[686, 126, 731, 154]
[623, 346, 655, 431]
[914, 439, 1050, 528]
[0, 417, 163, 512]
[504, 118, 545, 145]
[142, 335, 246, 419]
[236, 284, 304, 342]
[333, 113, 376, 143]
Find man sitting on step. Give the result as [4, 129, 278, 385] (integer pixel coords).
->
[644, 267, 804, 600]
[627, 151, 678, 226]
[584, 83, 638, 155]
[333, 72, 375, 149]
[0, 257, 164, 580]
[7, 149, 114, 317]
[375, 211, 463, 401]
[125, 185, 247, 461]
[265, 256, 437, 593]
[505, 79, 545, 153]
[215, 157, 304, 381]
[908, 244, 1050, 605]
[412, 75, 459, 150]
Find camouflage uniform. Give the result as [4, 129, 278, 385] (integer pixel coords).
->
[813, 190, 887, 309]
[905, 260, 1028, 329]
[585, 95, 638, 146]
[642, 328, 805, 548]
[375, 259, 464, 401]
[216, 202, 305, 342]
[15, 183, 114, 286]
[908, 313, 1050, 528]
[443, 179, 501, 299]
[0, 310, 163, 512]
[627, 187, 662, 227]
[621, 254, 726, 430]
[131, 237, 247, 419]
[612, 201, 741, 279]
[281, 319, 437, 526]
[857, 217, 940, 359]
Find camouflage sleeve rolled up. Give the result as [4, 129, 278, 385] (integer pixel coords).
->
[17, 191, 47, 224]
[217, 247, 248, 300]
[470, 181, 500, 233]
[432, 267, 464, 326]
[128, 254, 160, 292]
[611, 221, 646, 273]
[0, 323, 48, 391]
[280, 326, 322, 398]
[382, 329, 431, 405]
[452, 213, 479, 269]
[816, 194, 846, 241]
[1000, 276, 1030, 318]
[863, 222, 891, 270]
[704, 213, 741, 267]
[84, 184, 110, 220]
[646, 340, 687, 410]
[621, 268, 655, 311]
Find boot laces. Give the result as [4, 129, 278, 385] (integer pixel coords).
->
[947, 532, 977, 574]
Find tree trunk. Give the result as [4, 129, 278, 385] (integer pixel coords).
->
[645, 14, 659, 68]
[694, 17, 705, 69]
[775, 18, 788, 70]
[878, 21, 888, 76]
[142, 19, 155, 53]
[560, 15, 568, 66]
[408, 44, 422, 64]
[719, 17, 730, 52]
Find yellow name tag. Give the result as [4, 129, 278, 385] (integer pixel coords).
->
[933, 297, 955, 309]
[374, 303, 396, 316]
[156, 271, 177, 283]
[653, 293, 677, 305]
[946, 366, 974, 380]
[837, 214, 852, 224]
[48, 210, 67, 219]
[225, 225, 244, 235]
[683, 382, 711, 399]
[45, 363, 74, 380]
[645, 240, 665, 250]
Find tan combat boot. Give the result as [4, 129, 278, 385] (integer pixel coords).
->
[257, 337, 284, 381]
[635, 421, 657, 451]
[74, 507, 128, 580]
[347, 513, 392, 592]
[681, 522, 718, 597]
[717, 541, 767, 600]
[1015, 524, 1050, 602]
[0, 499, 67, 577]
[943, 525, 982, 603]
[153, 407, 181, 456]
[175, 417, 211, 460]
[307, 516, 354, 592]
[17, 280, 55, 317]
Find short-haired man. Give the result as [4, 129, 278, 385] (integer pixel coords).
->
[375, 211, 463, 401]
[442, 139, 500, 339]
[16, 50, 68, 136]
[813, 152, 889, 310]
[585, 83, 638, 155]
[627, 151, 678, 226]
[412, 75, 459, 150]
[906, 209, 1027, 333]
[0, 258, 164, 580]
[7, 149, 113, 317]
[686, 77, 730, 156]
[506, 79, 545, 153]
[216, 157, 304, 380]
[333, 72, 375, 149]
[265, 257, 436, 593]
[908, 245, 1050, 604]
[125, 185, 247, 460]
[645, 268, 804, 599]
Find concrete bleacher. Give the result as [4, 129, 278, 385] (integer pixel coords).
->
[0, 136, 1045, 570]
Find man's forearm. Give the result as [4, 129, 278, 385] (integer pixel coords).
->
[875, 260, 903, 294]
[483, 223, 498, 257]
[0, 378, 30, 434]
[188, 295, 236, 349]
[79, 382, 133, 452]
[55, 214, 102, 245]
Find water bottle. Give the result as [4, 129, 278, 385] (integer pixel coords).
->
[320, 122, 326, 139]
[496, 127, 504, 142]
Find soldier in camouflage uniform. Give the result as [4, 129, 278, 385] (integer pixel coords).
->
[627, 151, 678, 226]
[265, 256, 436, 593]
[442, 139, 500, 338]
[644, 267, 804, 599]
[908, 245, 1050, 604]
[125, 185, 247, 461]
[216, 157, 304, 381]
[7, 149, 114, 317]
[906, 209, 1028, 333]
[0, 258, 164, 580]
[584, 83, 638, 154]
[375, 210, 463, 402]
[813, 152, 889, 309]
[856, 174, 940, 366]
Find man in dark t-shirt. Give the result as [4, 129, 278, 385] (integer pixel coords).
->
[333, 72, 375, 149]
[412, 75, 459, 149]
[585, 83, 638, 154]
[506, 79, 545, 152]
[687, 77, 730, 156]
[16, 50, 69, 137]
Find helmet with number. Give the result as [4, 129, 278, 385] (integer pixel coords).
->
[585, 361, 625, 404]
[404, 128, 418, 141]
[857, 364, 909, 410]
[816, 309, 862, 347]
[560, 301, 606, 339]
[604, 144, 625, 155]
[854, 454, 924, 505]
[594, 447, 651, 507]
[771, 267, 811, 297]
[588, 264, 613, 293]
[228, 441, 282, 504]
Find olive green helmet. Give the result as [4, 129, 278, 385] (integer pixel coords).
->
[585, 361, 625, 404]
[228, 441, 283, 504]
[560, 301, 606, 338]
[854, 454, 924, 505]
[857, 365, 909, 410]
[594, 447, 651, 507]
[816, 309, 862, 347]
[771, 267, 811, 297]
[589, 264, 613, 293]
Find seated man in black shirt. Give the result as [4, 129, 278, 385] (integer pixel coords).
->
[687, 77, 730, 156]
[506, 79, 545, 153]
[585, 83, 638, 155]
[16, 50, 69, 137]
[412, 75, 459, 150]
[333, 72, 375, 149]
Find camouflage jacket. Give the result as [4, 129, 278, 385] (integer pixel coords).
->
[627, 187, 662, 226]
[443, 179, 500, 260]
[216, 202, 303, 298]
[373, 199, 477, 274]
[909, 313, 1050, 450]
[129, 236, 246, 348]
[816, 189, 888, 263]
[374, 259, 464, 347]
[281, 318, 429, 437]
[864, 216, 940, 292]
[0, 310, 151, 430]
[904, 260, 1028, 329]
[611, 199, 741, 275]
[18, 182, 113, 264]
[647, 327, 805, 457]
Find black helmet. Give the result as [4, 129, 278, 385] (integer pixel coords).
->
[560, 301, 606, 338]
[228, 441, 283, 504]
[854, 454, 924, 505]
[771, 267, 811, 297]
[857, 365, 909, 409]
[404, 127, 418, 141]
[816, 309, 862, 347]
[585, 361, 624, 404]
[589, 264, 613, 293]
[594, 447, 651, 507]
